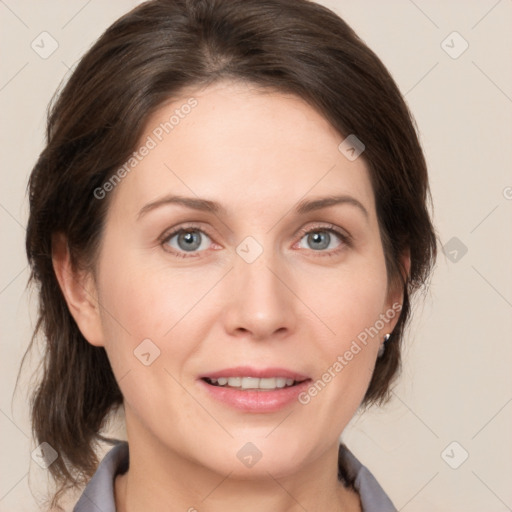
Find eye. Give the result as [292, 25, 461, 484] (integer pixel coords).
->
[164, 228, 212, 254]
[296, 227, 346, 252]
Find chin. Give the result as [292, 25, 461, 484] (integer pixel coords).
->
[193, 434, 312, 479]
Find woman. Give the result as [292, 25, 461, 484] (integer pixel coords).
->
[24, 0, 436, 510]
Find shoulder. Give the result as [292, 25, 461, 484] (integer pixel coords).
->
[338, 444, 397, 512]
[73, 441, 129, 512]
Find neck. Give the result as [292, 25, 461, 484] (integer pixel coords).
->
[114, 430, 360, 512]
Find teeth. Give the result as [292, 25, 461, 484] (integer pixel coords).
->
[228, 377, 241, 387]
[273, 378, 285, 389]
[242, 377, 263, 389]
[206, 376, 299, 390]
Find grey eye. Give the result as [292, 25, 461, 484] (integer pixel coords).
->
[298, 230, 342, 251]
[167, 230, 210, 252]
[307, 231, 331, 250]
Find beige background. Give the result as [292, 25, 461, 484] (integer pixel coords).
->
[1, 1, 511, 510]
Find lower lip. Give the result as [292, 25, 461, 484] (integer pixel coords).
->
[198, 379, 311, 413]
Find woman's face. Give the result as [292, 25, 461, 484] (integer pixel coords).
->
[85, 80, 402, 477]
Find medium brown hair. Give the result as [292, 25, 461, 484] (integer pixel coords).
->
[23, 0, 436, 506]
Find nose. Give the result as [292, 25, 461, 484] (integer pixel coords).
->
[222, 250, 298, 340]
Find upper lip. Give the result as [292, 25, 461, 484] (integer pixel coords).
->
[200, 366, 310, 381]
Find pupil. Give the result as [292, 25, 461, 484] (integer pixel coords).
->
[178, 231, 201, 251]
[308, 231, 330, 250]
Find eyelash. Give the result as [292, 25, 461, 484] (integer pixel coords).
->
[295, 224, 352, 257]
[160, 223, 352, 259]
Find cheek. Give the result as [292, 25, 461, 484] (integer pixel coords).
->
[294, 250, 389, 408]
[100, 271, 178, 338]
[303, 255, 389, 349]
[95, 251, 223, 370]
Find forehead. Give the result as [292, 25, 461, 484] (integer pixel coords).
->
[108, 80, 376, 220]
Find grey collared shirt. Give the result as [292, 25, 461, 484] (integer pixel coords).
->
[73, 442, 396, 512]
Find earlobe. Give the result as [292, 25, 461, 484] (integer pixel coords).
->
[52, 233, 105, 347]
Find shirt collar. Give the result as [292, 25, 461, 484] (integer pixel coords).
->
[74, 441, 396, 512]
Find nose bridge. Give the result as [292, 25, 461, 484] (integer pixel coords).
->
[224, 241, 296, 338]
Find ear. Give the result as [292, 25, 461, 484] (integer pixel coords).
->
[52, 233, 105, 347]
[385, 248, 411, 330]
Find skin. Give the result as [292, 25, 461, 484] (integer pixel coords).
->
[54, 80, 406, 512]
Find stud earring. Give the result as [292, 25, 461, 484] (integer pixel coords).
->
[378, 333, 391, 357]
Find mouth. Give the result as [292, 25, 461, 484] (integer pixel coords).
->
[202, 376, 307, 391]
[198, 367, 311, 412]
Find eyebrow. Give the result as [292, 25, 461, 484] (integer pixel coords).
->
[137, 195, 224, 219]
[137, 194, 368, 220]
[295, 195, 369, 218]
